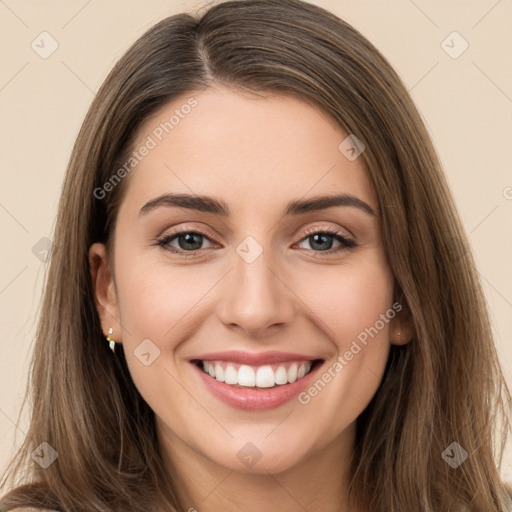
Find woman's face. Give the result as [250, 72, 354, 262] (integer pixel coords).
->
[90, 85, 407, 476]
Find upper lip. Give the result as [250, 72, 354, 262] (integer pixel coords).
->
[191, 350, 321, 366]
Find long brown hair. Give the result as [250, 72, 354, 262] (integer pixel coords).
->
[1, 0, 511, 510]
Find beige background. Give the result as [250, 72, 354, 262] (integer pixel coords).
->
[1, 0, 511, 484]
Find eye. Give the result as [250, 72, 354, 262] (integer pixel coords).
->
[155, 225, 357, 257]
[295, 226, 356, 254]
[156, 229, 216, 255]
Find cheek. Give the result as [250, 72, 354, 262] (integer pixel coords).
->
[114, 252, 209, 341]
[112, 252, 203, 421]
[293, 254, 394, 416]
[297, 253, 394, 350]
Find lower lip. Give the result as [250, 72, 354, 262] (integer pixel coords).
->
[192, 361, 323, 411]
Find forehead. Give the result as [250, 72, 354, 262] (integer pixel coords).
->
[118, 85, 377, 216]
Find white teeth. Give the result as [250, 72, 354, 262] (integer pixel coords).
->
[200, 360, 314, 388]
[255, 365, 275, 388]
[275, 366, 288, 385]
[238, 365, 255, 387]
[287, 363, 298, 383]
[215, 363, 225, 382]
[224, 365, 238, 385]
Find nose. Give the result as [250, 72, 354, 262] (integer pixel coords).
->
[216, 247, 295, 338]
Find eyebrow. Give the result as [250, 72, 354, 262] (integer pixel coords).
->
[139, 193, 377, 218]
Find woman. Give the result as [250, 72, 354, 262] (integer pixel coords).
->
[1, 0, 511, 510]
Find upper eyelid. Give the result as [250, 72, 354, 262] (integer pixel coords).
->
[157, 222, 218, 240]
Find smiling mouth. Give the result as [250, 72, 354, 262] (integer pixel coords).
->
[193, 359, 324, 389]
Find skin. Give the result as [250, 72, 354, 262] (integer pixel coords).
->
[89, 85, 413, 512]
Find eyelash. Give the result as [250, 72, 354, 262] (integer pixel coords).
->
[155, 225, 357, 258]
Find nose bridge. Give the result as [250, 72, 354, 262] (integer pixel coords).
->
[216, 236, 294, 335]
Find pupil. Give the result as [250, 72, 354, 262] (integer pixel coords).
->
[179, 233, 202, 250]
[311, 233, 333, 251]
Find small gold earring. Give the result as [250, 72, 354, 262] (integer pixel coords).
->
[106, 327, 119, 353]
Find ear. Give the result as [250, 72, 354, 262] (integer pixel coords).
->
[89, 242, 122, 342]
[390, 310, 414, 346]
